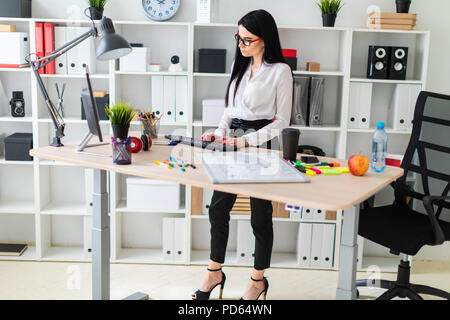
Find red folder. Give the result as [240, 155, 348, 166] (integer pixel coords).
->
[282, 49, 297, 58]
[44, 23, 55, 74]
[35, 23, 45, 74]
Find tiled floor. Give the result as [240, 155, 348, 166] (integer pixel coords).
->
[0, 260, 448, 300]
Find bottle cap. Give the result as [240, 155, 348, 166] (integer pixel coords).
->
[377, 122, 385, 129]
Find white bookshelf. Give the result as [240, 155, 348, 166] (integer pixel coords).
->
[0, 17, 430, 272]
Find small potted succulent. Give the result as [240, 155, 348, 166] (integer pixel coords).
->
[316, 0, 344, 27]
[396, 0, 411, 13]
[88, 0, 108, 20]
[105, 100, 137, 141]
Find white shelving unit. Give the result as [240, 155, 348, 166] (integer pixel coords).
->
[0, 16, 430, 272]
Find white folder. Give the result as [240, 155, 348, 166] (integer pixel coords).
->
[348, 82, 372, 129]
[202, 188, 214, 215]
[173, 218, 186, 262]
[310, 223, 324, 268]
[297, 223, 312, 267]
[247, 222, 255, 263]
[54, 27, 67, 74]
[85, 168, 93, 214]
[390, 84, 421, 131]
[406, 85, 422, 131]
[152, 76, 164, 121]
[313, 208, 325, 221]
[301, 207, 313, 220]
[237, 220, 254, 264]
[83, 215, 92, 260]
[162, 218, 174, 261]
[236, 220, 249, 264]
[66, 27, 96, 74]
[289, 211, 301, 220]
[163, 76, 176, 123]
[320, 224, 336, 268]
[358, 83, 373, 129]
[175, 76, 188, 124]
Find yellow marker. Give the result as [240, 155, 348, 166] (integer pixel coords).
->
[305, 169, 316, 176]
[335, 167, 350, 173]
[154, 160, 161, 165]
[316, 166, 330, 169]
[321, 169, 341, 175]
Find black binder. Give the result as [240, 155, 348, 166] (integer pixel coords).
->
[291, 76, 325, 127]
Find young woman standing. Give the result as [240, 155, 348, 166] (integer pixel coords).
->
[193, 9, 293, 300]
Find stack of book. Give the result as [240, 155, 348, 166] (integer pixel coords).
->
[230, 195, 251, 215]
[367, 12, 417, 31]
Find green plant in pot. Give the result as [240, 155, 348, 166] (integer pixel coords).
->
[88, 0, 108, 20]
[316, 0, 344, 27]
[105, 100, 137, 141]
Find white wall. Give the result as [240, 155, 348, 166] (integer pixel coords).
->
[31, 0, 450, 261]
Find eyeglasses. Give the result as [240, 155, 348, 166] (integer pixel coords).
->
[234, 33, 263, 47]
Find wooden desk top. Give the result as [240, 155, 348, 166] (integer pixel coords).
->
[30, 134, 404, 211]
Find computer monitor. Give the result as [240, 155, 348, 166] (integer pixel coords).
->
[76, 66, 110, 156]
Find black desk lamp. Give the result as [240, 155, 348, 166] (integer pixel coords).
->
[28, 15, 132, 147]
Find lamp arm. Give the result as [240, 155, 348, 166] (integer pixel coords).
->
[37, 28, 98, 71]
[30, 27, 98, 147]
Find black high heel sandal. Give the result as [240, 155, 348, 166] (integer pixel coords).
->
[240, 277, 269, 300]
[192, 267, 226, 300]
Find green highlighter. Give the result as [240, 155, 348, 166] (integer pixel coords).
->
[321, 168, 342, 175]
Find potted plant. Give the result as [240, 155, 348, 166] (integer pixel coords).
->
[105, 100, 137, 141]
[396, 0, 411, 13]
[88, 0, 108, 20]
[316, 0, 344, 27]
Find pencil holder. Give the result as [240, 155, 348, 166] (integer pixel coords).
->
[112, 139, 132, 165]
[140, 117, 160, 139]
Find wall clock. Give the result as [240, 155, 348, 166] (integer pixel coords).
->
[142, 0, 181, 21]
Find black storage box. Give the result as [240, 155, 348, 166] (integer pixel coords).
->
[285, 57, 298, 71]
[199, 49, 226, 73]
[0, 0, 32, 18]
[5, 133, 33, 161]
[81, 94, 110, 121]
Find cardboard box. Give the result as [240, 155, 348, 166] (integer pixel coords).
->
[0, 24, 16, 32]
[199, 49, 226, 73]
[126, 177, 181, 210]
[0, 0, 31, 18]
[4, 132, 33, 161]
[120, 47, 151, 72]
[306, 62, 321, 72]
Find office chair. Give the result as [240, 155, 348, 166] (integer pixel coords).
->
[356, 91, 450, 300]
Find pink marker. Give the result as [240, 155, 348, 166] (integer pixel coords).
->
[310, 167, 322, 175]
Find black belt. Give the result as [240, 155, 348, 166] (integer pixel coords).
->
[231, 118, 272, 128]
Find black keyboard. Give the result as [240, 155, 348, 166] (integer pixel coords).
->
[165, 135, 238, 152]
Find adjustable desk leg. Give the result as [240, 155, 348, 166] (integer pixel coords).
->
[92, 169, 110, 300]
[91, 169, 149, 300]
[336, 204, 360, 300]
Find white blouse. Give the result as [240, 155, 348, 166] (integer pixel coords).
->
[214, 60, 293, 146]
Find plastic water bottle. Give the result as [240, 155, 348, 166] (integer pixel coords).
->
[371, 122, 388, 173]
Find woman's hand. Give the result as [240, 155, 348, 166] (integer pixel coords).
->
[222, 137, 247, 149]
[201, 132, 222, 142]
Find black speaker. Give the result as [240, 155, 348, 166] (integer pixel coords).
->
[367, 46, 390, 79]
[389, 47, 408, 80]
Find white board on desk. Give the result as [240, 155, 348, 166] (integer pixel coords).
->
[196, 151, 310, 184]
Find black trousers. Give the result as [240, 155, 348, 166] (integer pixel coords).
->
[209, 118, 274, 270]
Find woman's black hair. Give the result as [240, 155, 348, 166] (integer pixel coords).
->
[225, 9, 287, 107]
